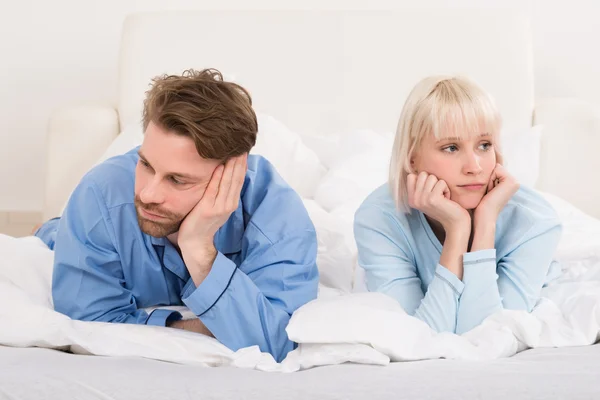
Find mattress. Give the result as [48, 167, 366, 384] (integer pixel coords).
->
[1, 344, 598, 400]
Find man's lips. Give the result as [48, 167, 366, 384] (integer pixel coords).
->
[140, 208, 166, 219]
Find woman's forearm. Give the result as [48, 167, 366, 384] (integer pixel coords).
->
[439, 228, 470, 280]
[471, 217, 496, 252]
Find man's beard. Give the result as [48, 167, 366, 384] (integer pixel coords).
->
[134, 196, 184, 238]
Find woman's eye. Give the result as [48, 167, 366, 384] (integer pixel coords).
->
[479, 142, 493, 151]
[443, 145, 458, 153]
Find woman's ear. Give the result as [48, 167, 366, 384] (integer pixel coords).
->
[409, 145, 421, 174]
[410, 157, 418, 174]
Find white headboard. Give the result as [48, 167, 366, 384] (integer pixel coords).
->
[45, 9, 546, 221]
[118, 10, 534, 137]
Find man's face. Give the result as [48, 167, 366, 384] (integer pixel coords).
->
[134, 121, 222, 237]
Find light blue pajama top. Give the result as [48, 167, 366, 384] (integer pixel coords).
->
[353, 184, 562, 334]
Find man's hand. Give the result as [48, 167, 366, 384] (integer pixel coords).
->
[178, 154, 247, 286]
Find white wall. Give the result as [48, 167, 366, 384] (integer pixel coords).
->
[0, 0, 599, 211]
[531, 0, 600, 101]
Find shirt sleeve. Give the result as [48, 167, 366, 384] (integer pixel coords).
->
[455, 218, 563, 334]
[497, 221, 562, 311]
[52, 180, 182, 327]
[455, 249, 502, 334]
[181, 226, 319, 363]
[354, 205, 464, 333]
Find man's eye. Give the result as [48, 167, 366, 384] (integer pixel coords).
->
[170, 177, 184, 185]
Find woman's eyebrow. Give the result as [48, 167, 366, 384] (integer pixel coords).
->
[436, 133, 491, 143]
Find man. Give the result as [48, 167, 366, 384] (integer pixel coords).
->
[34, 69, 319, 362]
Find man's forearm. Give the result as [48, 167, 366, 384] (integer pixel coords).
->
[168, 318, 214, 337]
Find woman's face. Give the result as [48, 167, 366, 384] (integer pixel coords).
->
[411, 132, 497, 210]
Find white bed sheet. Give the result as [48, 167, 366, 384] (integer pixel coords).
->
[1, 344, 598, 400]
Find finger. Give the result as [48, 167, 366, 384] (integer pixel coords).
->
[226, 154, 247, 208]
[216, 157, 237, 205]
[202, 164, 224, 205]
[433, 180, 451, 200]
[423, 174, 438, 196]
[487, 167, 498, 193]
[406, 173, 417, 204]
[494, 164, 519, 194]
[413, 171, 429, 204]
[493, 163, 508, 181]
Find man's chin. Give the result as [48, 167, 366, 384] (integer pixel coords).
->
[137, 217, 180, 238]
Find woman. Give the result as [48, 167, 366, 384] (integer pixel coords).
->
[353, 76, 562, 334]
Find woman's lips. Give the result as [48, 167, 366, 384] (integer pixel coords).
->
[458, 184, 485, 191]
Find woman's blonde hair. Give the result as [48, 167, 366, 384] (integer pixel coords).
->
[389, 75, 503, 211]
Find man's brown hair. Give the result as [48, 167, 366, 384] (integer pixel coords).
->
[142, 68, 257, 160]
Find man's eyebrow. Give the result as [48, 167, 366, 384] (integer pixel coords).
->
[137, 150, 149, 161]
[170, 171, 199, 180]
[435, 133, 491, 143]
[137, 151, 200, 181]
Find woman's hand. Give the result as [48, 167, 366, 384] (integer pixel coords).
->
[407, 172, 471, 234]
[474, 163, 520, 225]
[407, 172, 471, 279]
[470, 164, 519, 252]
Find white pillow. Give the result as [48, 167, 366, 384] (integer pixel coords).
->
[303, 200, 356, 292]
[95, 122, 144, 165]
[313, 129, 393, 212]
[539, 191, 600, 270]
[251, 114, 326, 198]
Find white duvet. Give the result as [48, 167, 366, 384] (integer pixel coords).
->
[1, 191, 599, 372]
[1, 121, 599, 372]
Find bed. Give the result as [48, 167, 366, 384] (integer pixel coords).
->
[2, 8, 600, 399]
[2, 345, 599, 399]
